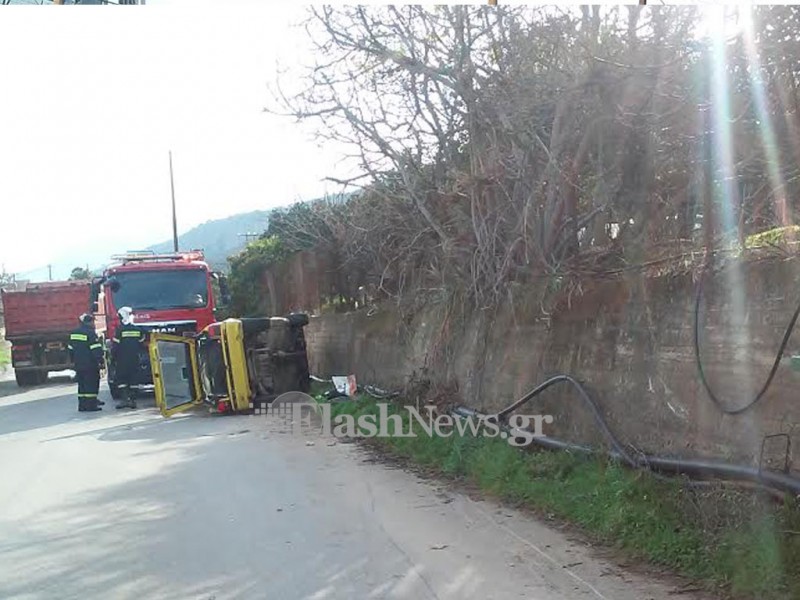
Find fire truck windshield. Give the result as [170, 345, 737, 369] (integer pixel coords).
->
[110, 269, 209, 310]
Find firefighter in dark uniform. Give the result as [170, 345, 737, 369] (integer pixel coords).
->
[68, 313, 105, 412]
[112, 306, 145, 409]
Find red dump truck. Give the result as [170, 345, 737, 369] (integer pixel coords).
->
[1, 280, 92, 386]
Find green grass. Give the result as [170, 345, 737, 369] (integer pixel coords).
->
[326, 396, 800, 599]
[0, 343, 10, 369]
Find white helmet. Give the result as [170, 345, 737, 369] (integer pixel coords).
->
[118, 306, 134, 325]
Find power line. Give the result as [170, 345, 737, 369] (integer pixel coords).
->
[238, 232, 260, 243]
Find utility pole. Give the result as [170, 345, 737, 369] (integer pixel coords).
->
[238, 232, 259, 243]
[169, 150, 179, 253]
[47, 265, 52, 281]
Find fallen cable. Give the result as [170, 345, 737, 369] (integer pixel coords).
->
[361, 384, 400, 400]
[495, 375, 637, 468]
[454, 373, 800, 496]
[694, 266, 800, 415]
[312, 371, 800, 495]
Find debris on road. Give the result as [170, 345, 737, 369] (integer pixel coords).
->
[331, 374, 357, 397]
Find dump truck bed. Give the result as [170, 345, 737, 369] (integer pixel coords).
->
[2, 281, 91, 340]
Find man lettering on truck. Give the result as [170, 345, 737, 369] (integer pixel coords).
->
[68, 313, 105, 412]
[111, 306, 145, 410]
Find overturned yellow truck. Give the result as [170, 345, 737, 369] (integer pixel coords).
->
[148, 315, 311, 417]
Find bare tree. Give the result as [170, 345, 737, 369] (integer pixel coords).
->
[270, 6, 800, 307]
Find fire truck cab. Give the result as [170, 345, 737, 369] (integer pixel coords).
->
[90, 250, 229, 400]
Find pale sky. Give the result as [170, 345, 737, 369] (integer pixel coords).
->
[0, 0, 757, 280]
[0, 1, 354, 279]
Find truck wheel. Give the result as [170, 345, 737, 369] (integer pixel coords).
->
[109, 383, 123, 400]
[287, 312, 309, 327]
[36, 371, 49, 385]
[15, 370, 34, 387]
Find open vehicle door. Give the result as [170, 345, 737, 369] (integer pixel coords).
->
[149, 333, 204, 417]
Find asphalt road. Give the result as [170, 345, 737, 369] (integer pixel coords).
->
[0, 374, 711, 600]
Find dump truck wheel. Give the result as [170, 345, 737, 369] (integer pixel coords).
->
[15, 370, 35, 387]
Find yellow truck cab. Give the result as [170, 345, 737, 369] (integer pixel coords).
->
[148, 315, 310, 417]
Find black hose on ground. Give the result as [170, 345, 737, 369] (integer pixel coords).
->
[694, 267, 800, 415]
[458, 366, 800, 496]
[454, 403, 800, 496]
[315, 362, 800, 494]
[361, 385, 400, 400]
[495, 375, 637, 468]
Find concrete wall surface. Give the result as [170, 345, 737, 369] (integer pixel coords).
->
[304, 257, 800, 472]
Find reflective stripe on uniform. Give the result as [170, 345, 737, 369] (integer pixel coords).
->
[70, 333, 88, 341]
[121, 331, 142, 338]
[89, 343, 103, 350]
[78, 393, 98, 398]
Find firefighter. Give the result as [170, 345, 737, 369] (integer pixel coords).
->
[112, 306, 145, 409]
[68, 313, 105, 412]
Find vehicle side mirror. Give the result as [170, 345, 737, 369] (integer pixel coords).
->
[107, 276, 121, 293]
[218, 275, 231, 306]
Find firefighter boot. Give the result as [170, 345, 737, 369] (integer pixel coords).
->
[116, 385, 129, 409]
[79, 399, 102, 412]
[116, 387, 136, 409]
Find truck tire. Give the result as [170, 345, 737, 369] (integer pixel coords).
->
[35, 371, 49, 385]
[106, 359, 122, 400]
[109, 382, 123, 400]
[15, 370, 34, 387]
[287, 312, 309, 327]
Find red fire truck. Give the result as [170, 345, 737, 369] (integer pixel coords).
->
[91, 250, 229, 399]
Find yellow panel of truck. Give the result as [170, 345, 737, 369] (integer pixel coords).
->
[219, 319, 253, 412]
[149, 333, 204, 417]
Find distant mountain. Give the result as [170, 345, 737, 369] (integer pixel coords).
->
[19, 196, 355, 282]
[146, 210, 270, 271]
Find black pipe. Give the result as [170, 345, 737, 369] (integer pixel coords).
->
[458, 267, 800, 494]
[495, 374, 637, 467]
[323, 367, 800, 495]
[454, 378, 800, 497]
[694, 265, 800, 415]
